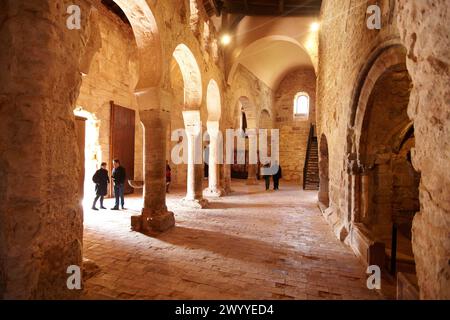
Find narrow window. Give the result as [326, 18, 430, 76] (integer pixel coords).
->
[294, 92, 310, 119]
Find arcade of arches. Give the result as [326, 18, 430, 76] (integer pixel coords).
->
[0, 0, 449, 300]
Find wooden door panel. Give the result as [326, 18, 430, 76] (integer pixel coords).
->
[110, 101, 135, 195]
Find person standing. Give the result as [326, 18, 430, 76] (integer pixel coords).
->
[262, 162, 272, 191]
[111, 159, 126, 210]
[166, 160, 171, 193]
[272, 162, 282, 190]
[92, 162, 109, 210]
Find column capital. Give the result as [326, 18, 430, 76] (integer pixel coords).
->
[182, 110, 202, 136]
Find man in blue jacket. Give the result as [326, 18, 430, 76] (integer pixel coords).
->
[111, 159, 126, 210]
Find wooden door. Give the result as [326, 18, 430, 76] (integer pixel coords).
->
[110, 101, 135, 195]
[75, 116, 86, 199]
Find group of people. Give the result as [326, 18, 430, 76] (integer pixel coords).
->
[91, 159, 172, 211]
[91, 159, 281, 211]
[261, 162, 283, 191]
[91, 159, 126, 211]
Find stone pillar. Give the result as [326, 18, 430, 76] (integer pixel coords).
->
[203, 121, 223, 197]
[223, 164, 233, 194]
[181, 111, 208, 208]
[0, 0, 100, 299]
[132, 89, 175, 233]
[398, 0, 450, 298]
[247, 164, 259, 185]
[246, 128, 259, 185]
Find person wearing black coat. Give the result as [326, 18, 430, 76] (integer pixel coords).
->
[92, 162, 109, 210]
[262, 162, 272, 191]
[272, 162, 282, 190]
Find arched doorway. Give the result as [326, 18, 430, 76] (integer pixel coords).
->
[204, 79, 223, 197]
[230, 96, 257, 180]
[171, 43, 206, 208]
[318, 134, 329, 207]
[351, 46, 420, 284]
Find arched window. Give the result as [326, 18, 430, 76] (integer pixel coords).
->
[294, 92, 310, 118]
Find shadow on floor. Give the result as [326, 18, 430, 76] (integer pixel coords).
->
[154, 225, 292, 266]
[206, 202, 276, 209]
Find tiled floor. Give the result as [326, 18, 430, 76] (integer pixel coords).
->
[82, 180, 381, 300]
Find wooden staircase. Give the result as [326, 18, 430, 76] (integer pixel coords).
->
[303, 125, 319, 190]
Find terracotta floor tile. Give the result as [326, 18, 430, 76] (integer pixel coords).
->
[82, 180, 382, 300]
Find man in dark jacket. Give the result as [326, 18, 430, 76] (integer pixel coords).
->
[111, 159, 126, 210]
[262, 162, 272, 191]
[92, 162, 109, 210]
[272, 161, 282, 190]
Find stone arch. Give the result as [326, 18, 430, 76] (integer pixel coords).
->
[258, 109, 272, 129]
[206, 79, 222, 122]
[112, 0, 163, 89]
[204, 79, 224, 197]
[353, 45, 409, 163]
[236, 96, 257, 129]
[319, 134, 330, 207]
[348, 44, 420, 277]
[227, 35, 315, 86]
[172, 44, 203, 109]
[346, 42, 407, 153]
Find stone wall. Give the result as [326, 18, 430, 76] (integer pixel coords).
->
[226, 65, 274, 131]
[317, 0, 400, 220]
[397, 0, 450, 299]
[76, 0, 143, 186]
[274, 67, 316, 182]
[0, 0, 228, 299]
[222, 65, 275, 185]
[318, 0, 450, 298]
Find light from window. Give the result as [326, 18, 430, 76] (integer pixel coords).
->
[294, 92, 309, 117]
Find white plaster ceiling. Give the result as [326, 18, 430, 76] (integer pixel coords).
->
[227, 15, 319, 90]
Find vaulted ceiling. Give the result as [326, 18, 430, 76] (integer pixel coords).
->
[203, 0, 322, 16]
[202, 0, 322, 90]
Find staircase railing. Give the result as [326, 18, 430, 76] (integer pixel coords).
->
[303, 124, 315, 190]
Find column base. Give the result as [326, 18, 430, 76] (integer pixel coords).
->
[203, 187, 224, 198]
[246, 178, 259, 185]
[180, 197, 209, 209]
[131, 208, 175, 233]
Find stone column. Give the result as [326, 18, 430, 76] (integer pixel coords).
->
[181, 110, 208, 208]
[247, 164, 259, 184]
[203, 121, 223, 197]
[246, 128, 259, 185]
[0, 0, 100, 299]
[223, 164, 233, 194]
[132, 89, 175, 232]
[398, 0, 450, 298]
